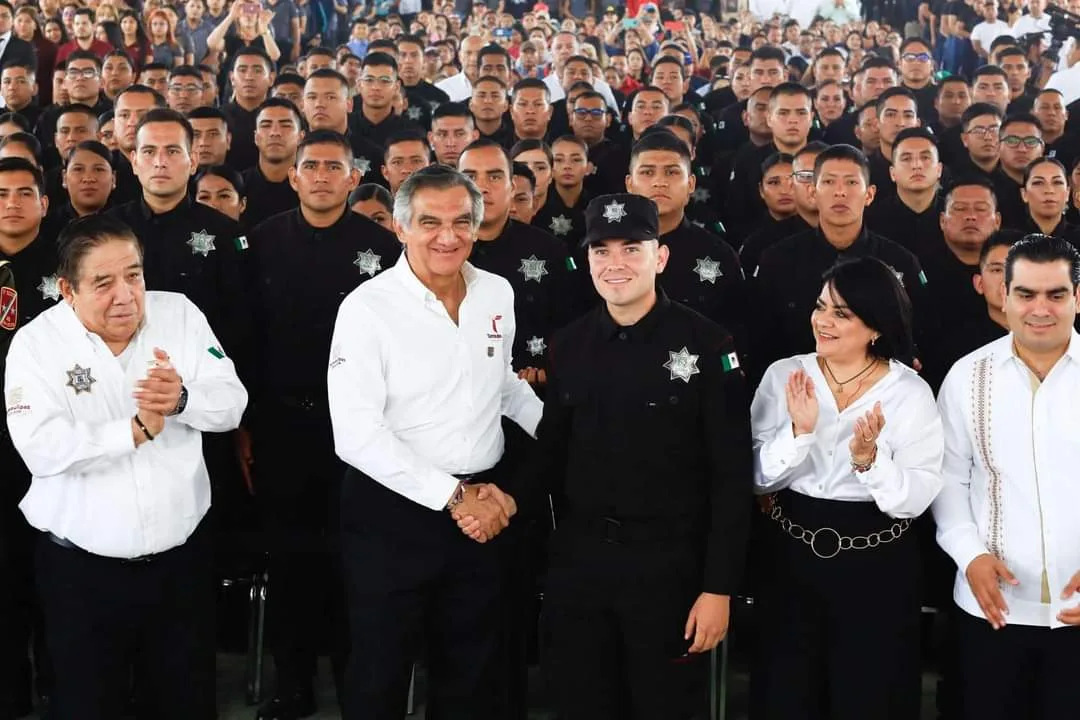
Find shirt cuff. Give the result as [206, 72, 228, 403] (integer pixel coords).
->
[945, 533, 992, 576]
[420, 469, 464, 512]
[517, 396, 543, 439]
[770, 423, 816, 468]
[110, 418, 137, 455]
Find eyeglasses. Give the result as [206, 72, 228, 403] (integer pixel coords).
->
[965, 124, 1001, 137]
[65, 68, 99, 79]
[360, 75, 395, 86]
[1001, 134, 1043, 148]
[168, 83, 203, 94]
[792, 170, 814, 183]
[901, 52, 931, 63]
[573, 107, 605, 118]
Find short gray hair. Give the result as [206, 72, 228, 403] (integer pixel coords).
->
[392, 165, 485, 230]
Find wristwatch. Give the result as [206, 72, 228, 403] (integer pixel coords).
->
[445, 482, 465, 512]
[169, 385, 189, 417]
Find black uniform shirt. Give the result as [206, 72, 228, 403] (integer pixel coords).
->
[247, 207, 401, 412]
[865, 190, 945, 262]
[918, 244, 986, 391]
[512, 291, 753, 595]
[222, 101, 259, 172]
[108, 196, 254, 379]
[585, 138, 630, 197]
[240, 164, 299, 230]
[739, 214, 810, 273]
[723, 141, 777, 240]
[110, 151, 141, 206]
[349, 108, 421, 150]
[0, 232, 62, 503]
[1047, 134, 1080, 175]
[532, 186, 591, 253]
[467, 218, 579, 371]
[823, 110, 858, 147]
[906, 83, 940, 126]
[404, 80, 449, 108]
[658, 217, 746, 350]
[752, 225, 929, 379]
[868, 151, 896, 198]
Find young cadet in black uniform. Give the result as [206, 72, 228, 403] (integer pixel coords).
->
[1035, 89, 1080, 173]
[869, 87, 922, 198]
[221, 47, 275, 174]
[898, 37, 939, 125]
[111, 85, 167, 206]
[108, 108, 252, 384]
[751, 145, 929, 383]
[244, 129, 401, 720]
[625, 130, 745, 352]
[933, 77, 972, 167]
[458, 138, 579, 377]
[865, 127, 946, 259]
[918, 177, 1003, 391]
[0, 158, 60, 720]
[725, 82, 812, 242]
[740, 143, 823, 273]
[480, 193, 752, 720]
[240, 97, 302, 230]
[531, 135, 592, 252]
[350, 53, 420, 149]
[301, 69, 386, 190]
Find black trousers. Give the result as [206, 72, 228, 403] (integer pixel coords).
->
[958, 608, 1080, 719]
[0, 508, 38, 719]
[35, 521, 215, 720]
[750, 490, 922, 720]
[340, 468, 506, 720]
[252, 412, 346, 698]
[542, 524, 709, 720]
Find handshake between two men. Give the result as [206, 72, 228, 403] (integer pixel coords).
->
[450, 483, 519, 543]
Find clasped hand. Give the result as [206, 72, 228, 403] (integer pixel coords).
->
[452, 484, 517, 543]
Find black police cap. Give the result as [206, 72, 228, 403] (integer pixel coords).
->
[581, 193, 660, 248]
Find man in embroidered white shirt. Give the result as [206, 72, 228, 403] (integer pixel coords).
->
[4, 214, 247, 720]
[327, 165, 542, 720]
[934, 233, 1080, 720]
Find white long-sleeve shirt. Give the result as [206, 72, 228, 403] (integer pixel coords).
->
[5, 291, 247, 559]
[327, 254, 543, 512]
[751, 354, 944, 519]
[933, 333, 1080, 628]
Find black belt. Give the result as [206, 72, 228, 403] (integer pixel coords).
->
[562, 515, 700, 545]
[452, 468, 496, 484]
[45, 532, 156, 563]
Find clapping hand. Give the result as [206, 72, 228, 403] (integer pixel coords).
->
[850, 401, 885, 462]
[452, 484, 516, 543]
[785, 369, 818, 436]
[1057, 570, 1080, 625]
[133, 347, 182, 416]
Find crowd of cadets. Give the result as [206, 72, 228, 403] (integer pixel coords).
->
[1, 0, 1079, 716]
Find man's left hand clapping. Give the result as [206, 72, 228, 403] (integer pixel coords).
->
[132, 347, 183, 416]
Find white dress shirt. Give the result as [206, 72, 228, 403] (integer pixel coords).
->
[327, 254, 543, 512]
[751, 354, 944, 519]
[1046, 62, 1080, 105]
[5, 292, 248, 559]
[933, 333, 1080, 628]
[435, 72, 473, 102]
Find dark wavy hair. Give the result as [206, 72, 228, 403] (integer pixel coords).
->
[820, 256, 915, 367]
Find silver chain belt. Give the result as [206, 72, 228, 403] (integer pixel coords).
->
[767, 501, 912, 560]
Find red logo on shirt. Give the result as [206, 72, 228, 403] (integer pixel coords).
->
[489, 314, 503, 339]
[0, 286, 17, 331]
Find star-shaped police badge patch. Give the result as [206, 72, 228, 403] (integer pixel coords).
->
[187, 230, 216, 257]
[603, 200, 627, 223]
[406, 106, 423, 121]
[37, 274, 60, 301]
[549, 215, 572, 236]
[694, 257, 722, 284]
[354, 249, 382, 277]
[692, 187, 711, 203]
[526, 336, 546, 357]
[354, 156, 372, 175]
[663, 347, 701, 383]
[518, 255, 548, 282]
[65, 364, 96, 394]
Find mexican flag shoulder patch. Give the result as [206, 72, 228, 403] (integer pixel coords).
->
[721, 351, 740, 372]
[208, 346, 225, 359]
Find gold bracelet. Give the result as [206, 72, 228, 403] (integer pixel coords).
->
[851, 447, 877, 473]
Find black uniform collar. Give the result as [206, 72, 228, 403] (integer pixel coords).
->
[815, 223, 872, 254]
[598, 288, 672, 342]
[137, 193, 192, 221]
[1024, 215, 1071, 237]
[294, 205, 351, 236]
[659, 215, 692, 239]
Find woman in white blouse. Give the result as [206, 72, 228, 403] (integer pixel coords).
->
[748, 257, 944, 720]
